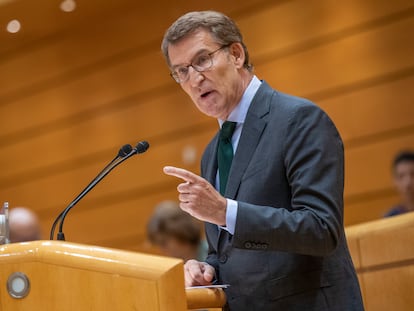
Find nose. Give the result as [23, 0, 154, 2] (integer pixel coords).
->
[188, 66, 204, 87]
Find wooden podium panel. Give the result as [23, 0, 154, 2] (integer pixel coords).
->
[0, 241, 187, 311]
[186, 287, 226, 310]
[346, 213, 414, 311]
[363, 265, 414, 311]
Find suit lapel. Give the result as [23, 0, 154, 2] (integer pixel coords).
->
[225, 82, 273, 199]
[203, 133, 221, 248]
[203, 133, 220, 185]
[203, 82, 273, 247]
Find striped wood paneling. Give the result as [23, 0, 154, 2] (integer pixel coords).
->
[0, 0, 413, 251]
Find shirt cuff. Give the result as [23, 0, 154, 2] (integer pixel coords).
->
[219, 199, 238, 235]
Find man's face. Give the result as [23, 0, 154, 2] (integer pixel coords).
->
[394, 161, 414, 201]
[167, 29, 247, 120]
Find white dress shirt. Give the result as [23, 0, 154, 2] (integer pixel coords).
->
[216, 75, 262, 234]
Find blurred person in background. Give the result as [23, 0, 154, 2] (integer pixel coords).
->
[147, 200, 208, 261]
[384, 150, 414, 217]
[9, 207, 42, 243]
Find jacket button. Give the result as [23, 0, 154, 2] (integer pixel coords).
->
[219, 254, 228, 263]
[244, 242, 252, 249]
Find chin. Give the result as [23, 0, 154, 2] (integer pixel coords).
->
[198, 107, 219, 118]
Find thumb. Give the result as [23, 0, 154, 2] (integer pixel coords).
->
[202, 264, 215, 283]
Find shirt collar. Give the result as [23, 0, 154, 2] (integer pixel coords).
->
[218, 75, 262, 127]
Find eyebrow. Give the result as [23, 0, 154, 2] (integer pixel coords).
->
[171, 48, 212, 70]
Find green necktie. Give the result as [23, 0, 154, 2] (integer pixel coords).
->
[218, 121, 237, 195]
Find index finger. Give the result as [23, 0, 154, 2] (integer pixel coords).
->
[163, 166, 201, 183]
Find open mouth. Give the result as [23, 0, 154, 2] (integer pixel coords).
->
[201, 91, 212, 98]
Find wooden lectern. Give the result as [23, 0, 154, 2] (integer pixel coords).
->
[0, 241, 225, 310]
[346, 213, 414, 311]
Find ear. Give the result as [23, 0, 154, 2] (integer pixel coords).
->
[229, 43, 245, 69]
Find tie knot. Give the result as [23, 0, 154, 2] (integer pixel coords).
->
[220, 121, 237, 141]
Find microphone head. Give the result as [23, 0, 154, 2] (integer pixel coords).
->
[135, 141, 150, 154]
[118, 144, 133, 157]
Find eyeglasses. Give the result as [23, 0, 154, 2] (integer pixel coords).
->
[170, 44, 230, 83]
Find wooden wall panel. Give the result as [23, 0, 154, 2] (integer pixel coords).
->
[344, 195, 400, 226]
[1, 0, 413, 252]
[0, 0, 137, 54]
[254, 15, 414, 96]
[342, 134, 414, 224]
[345, 134, 414, 197]
[0, 52, 175, 137]
[0, 0, 268, 102]
[240, 0, 413, 57]
[3, 127, 217, 214]
[319, 74, 414, 143]
[0, 91, 208, 177]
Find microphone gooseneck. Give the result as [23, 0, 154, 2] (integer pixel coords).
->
[49, 141, 149, 241]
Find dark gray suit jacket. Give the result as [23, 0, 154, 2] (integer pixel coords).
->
[201, 82, 364, 310]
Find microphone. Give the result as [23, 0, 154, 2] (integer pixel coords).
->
[118, 144, 133, 157]
[135, 140, 150, 154]
[50, 141, 150, 241]
[49, 144, 133, 241]
[49, 143, 135, 241]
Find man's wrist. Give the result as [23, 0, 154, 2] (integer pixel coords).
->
[219, 199, 238, 235]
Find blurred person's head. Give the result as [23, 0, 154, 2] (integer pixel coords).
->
[147, 200, 202, 261]
[392, 151, 414, 205]
[9, 207, 41, 243]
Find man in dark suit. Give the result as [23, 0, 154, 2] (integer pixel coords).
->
[161, 10, 364, 310]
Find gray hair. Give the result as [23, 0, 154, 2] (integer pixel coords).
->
[161, 10, 252, 71]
